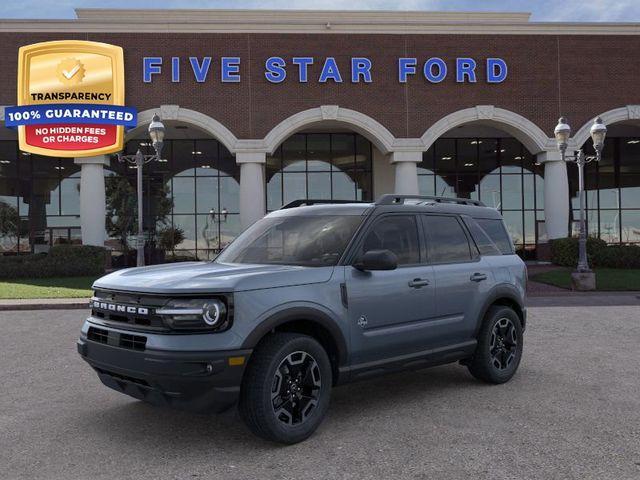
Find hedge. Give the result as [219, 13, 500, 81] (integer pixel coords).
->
[550, 237, 640, 269]
[0, 245, 107, 279]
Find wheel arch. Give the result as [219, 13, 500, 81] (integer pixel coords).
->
[241, 307, 348, 384]
[476, 285, 526, 335]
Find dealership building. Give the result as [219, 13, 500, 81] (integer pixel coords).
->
[0, 8, 639, 260]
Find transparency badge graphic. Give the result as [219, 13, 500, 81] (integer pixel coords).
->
[5, 40, 136, 157]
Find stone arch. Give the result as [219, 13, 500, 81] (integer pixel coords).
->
[572, 105, 640, 148]
[263, 105, 396, 155]
[127, 105, 239, 153]
[420, 105, 553, 154]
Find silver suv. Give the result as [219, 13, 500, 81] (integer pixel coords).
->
[78, 195, 527, 444]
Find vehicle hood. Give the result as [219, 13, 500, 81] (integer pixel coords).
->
[92, 261, 334, 294]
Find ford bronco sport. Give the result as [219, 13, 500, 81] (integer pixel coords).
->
[78, 194, 526, 444]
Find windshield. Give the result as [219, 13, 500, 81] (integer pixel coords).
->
[216, 215, 363, 266]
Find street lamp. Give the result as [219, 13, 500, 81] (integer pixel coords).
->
[117, 113, 166, 267]
[553, 116, 607, 285]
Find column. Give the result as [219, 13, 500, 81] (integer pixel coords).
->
[237, 151, 266, 229]
[538, 151, 569, 239]
[74, 155, 109, 246]
[391, 151, 422, 195]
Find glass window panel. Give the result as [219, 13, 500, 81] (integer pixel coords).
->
[620, 137, 640, 174]
[501, 211, 524, 246]
[31, 156, 58, 178]
[220, 176, 240, 213]
[455, 174, 479, 200]
[46, 216, 80, 227]
[219, 146, 238, 178]
[172, 215, 197, 250]
[500, 138, 523, 173]
[523, 174, 536, 210]
[434, 138, 456, 176]
[30, 178, 60, 216]
[599, 210, 620, 243]
[267, 172, 283, 211]
[524, 211, 536, 245]
[307, 172, 331, 199]
[194, 139, 219, 174]
[502, 175, 523, 210]
[220, 214, 241, 250]
[331, 134, 355, 172]
[457, 139, 477, 173]
[306, 134, 331, 171]
[418, 175, 435, 196]
[332, 171, 356, 200]
[621, 210, 640, 243]
[355, 135, 372, 170]
[436, 175, 455, 198]
[0, 141, 18, 177]
[419, 147, 434, 174]
[282, 173, 307, 205]
[60, 177, 80, 215]
[480, 174, 501, 209]
[282, 135, 306, 172]
[535, 174, 544, 210]
[478, 138, 499, 175]
[172, 140, 195, 176]
[620, 174, 640, 209]
[353, 171, 372, 201]
[172, 177, 195, 214]
[195, 176, 219, 214]
[198, 212, 220, 252]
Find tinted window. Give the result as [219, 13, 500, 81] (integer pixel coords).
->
[216, 215, 362, 266]
[360, 215, 420, 265]
[462, 217, 501, 256]
[476, 218, 514, 254]
[423, 215, 472, 263]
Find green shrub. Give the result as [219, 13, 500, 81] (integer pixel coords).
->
[0, 245, 106, 279]
[550, 237, 640, 268]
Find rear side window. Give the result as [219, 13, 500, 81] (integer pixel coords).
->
[462, 217, 502, 256]
[475, 218, 514, 254]
[360, 215, 420, 265]
[422, 215, 472, 263]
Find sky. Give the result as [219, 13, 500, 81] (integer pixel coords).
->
[0, 0, 639, 22]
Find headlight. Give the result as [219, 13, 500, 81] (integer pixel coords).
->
[156, 298, 229, 331]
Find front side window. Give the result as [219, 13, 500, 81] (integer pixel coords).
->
[359, 215, 420, 265]
[423, 215, 472, 263]
[216, 215, 363, 266]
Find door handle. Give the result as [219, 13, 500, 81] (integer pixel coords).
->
[470, 272, 488, 282]
[408, 278, 430, 288]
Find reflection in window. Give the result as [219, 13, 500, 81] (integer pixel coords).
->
[266, 133, 373, 211]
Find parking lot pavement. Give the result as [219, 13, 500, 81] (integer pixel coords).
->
[1, 307, 639, 480]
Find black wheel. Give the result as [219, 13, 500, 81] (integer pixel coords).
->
[467, 306, 523, 384]
[239, 333, 332, 444]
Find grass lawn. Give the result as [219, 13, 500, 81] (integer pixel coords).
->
[530, 268, 640, 291]
[0, 276, 96, 299]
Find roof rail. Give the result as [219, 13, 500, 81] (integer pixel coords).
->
[280, 199, 368, 209]
[375, 194, 485, 207]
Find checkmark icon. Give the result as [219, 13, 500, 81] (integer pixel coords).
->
[62, 64, 80, 79]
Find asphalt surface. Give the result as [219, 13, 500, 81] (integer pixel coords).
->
[1, 306, 639, 480]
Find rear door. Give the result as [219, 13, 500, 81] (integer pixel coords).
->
[421, 214, 493, 346]
[345, 214, 436, 365]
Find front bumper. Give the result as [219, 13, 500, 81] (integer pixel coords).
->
[77, 323, 251, 413]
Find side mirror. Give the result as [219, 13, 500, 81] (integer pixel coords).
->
[353, 249, 398, 271]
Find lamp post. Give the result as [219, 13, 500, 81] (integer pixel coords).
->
[117, 113, 166, 267]
[553, 116, 607, 287]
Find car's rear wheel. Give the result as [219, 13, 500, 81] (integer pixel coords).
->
[467, 305, 523, 384]
[239, 333, 332, 444]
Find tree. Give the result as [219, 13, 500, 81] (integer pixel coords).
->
[0, 201, 21, 250]
[104, 176, 173, 253]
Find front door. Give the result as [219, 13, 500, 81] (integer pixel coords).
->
[345, 214, 436, 366]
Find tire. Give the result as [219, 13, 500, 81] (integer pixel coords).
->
[239, 333, 332, 444]
[467, 306, 523, 384]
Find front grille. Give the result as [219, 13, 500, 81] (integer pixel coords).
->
[94, 367, 149, 386]
[87, 327, 108, 344]
[90, 290, 169, 332]
[119, 333, 147, 351]
[86, 326, 147, 352]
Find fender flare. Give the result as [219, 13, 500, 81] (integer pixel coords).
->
[241, 306, 349, 366]
[475, 284, 526, 335]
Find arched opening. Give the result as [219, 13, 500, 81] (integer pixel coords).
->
[571, 120, 640, 245]
[0, 126, 83, 254]
[113, 120, 240, 263]
[420, 123, 545, 258]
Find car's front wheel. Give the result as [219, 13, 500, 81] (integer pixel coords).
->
[239, 333, 332, 444]
[467, 305, 523, 384]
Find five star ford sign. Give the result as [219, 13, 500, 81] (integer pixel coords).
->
[4, 40, 137, 157]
